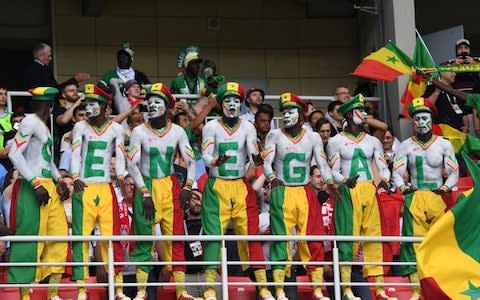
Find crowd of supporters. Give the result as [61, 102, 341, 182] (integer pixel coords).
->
[0, 38, 477, 300]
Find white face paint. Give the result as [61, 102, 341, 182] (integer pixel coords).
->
[147, 96, 166, 119]
[85, 101, 101, 118]
[222, 95, 241, 118]
[352, 109, 366, 125]
[413, 112, 432, 135]
[282, 107, 300, 128]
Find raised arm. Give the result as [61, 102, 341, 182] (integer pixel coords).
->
[312, 132, 333, 184]
[178, 130, 197, 187]
[442, 141, 459, 190]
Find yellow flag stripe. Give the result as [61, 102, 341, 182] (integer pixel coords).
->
[365, 47, 412, 74]
[417, 212, 480, 299]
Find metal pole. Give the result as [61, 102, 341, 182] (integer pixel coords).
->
[108, 240, 115, 300]
[333, 241, 341, 300]
[50, 113, 54, 163]
[221, 240, 229, 300]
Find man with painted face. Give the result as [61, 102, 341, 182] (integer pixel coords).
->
[201, 82, 273, 300]
[8, 87, 68, 300]
[392, 98, 458, 300]
[127, 83, 198, 300]
[70, 84, 129, 300]
[263, 93, 334, 300]
[327, 94, 395, 300]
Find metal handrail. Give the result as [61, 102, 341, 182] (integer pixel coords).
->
[0, 235, 421, 299]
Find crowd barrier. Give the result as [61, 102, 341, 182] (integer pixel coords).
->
[0, 234, 421, 300]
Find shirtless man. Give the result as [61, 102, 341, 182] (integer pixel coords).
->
[392, 97, 458, 300]
[201, 82, 273, 300]
[70, 84, 129, 300]
[8, 87, 68, 300]
[327, 94, 396, 300]
[263, 92, 334, 300]
[127, 83, 199, 300]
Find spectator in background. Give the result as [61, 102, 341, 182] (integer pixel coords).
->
[314, 118, 332, 149]
[183, 183, 223, 299]
[304, 101, 316, 121]
[53, 82, 83, 140]
[305, 110, 324, 131]
[451, 39, 480, 92]
[241, 88, 266, 124]
[325, 100, 343, 136]
[333, 86, 351, 103]
[58, 105, 87, 174]
[171, 47, 209, 107]
[2, 168, 18, 229]
[23, 43, 90, 90]
[382, 129, 400, 167]
[100, 45, 150, 114]
[0, 87, 14, 169]
[423, 66, 468, 132]
[451, 39, 480, 135]
[124, 80, 144, 106]
[0, 112, 24, 170]
[124, 112, 145, 147]
[254, 104, 274, 150]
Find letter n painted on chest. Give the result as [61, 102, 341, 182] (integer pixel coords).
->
[150, 146, 174, 178]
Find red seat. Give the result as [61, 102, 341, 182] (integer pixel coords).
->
[227, 276, 256, 300]
[368, 276, 414, 300]
[446, 177, 473, 210]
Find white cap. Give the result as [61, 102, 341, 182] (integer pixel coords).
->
[456, 38, 470, 47]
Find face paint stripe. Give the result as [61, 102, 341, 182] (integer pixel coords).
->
[412, 135, 437, 150]
[340, 131, 367, 143]
[146, 121, 172, 138]
[280, 128, 306, 144]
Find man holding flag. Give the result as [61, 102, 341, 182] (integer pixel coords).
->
[392, 97, 459, 300]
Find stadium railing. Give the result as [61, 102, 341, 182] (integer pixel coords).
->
[0, 234, 421, 300]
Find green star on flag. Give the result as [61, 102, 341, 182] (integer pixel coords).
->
[461, 281, 480, 300]
[386, 56, 398, 64]
[94, 195, 100, 207]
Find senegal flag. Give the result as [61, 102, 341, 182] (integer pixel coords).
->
[432, 124, 480, 155]
[416, 153, 480, 299]
[352, 42, 413, 81]
[401, 32, 436, 118]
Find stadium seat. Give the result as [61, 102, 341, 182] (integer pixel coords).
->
[227, 276, 256, 300]
[446, 176, 473, 210]
[368, 276, 414, 300]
